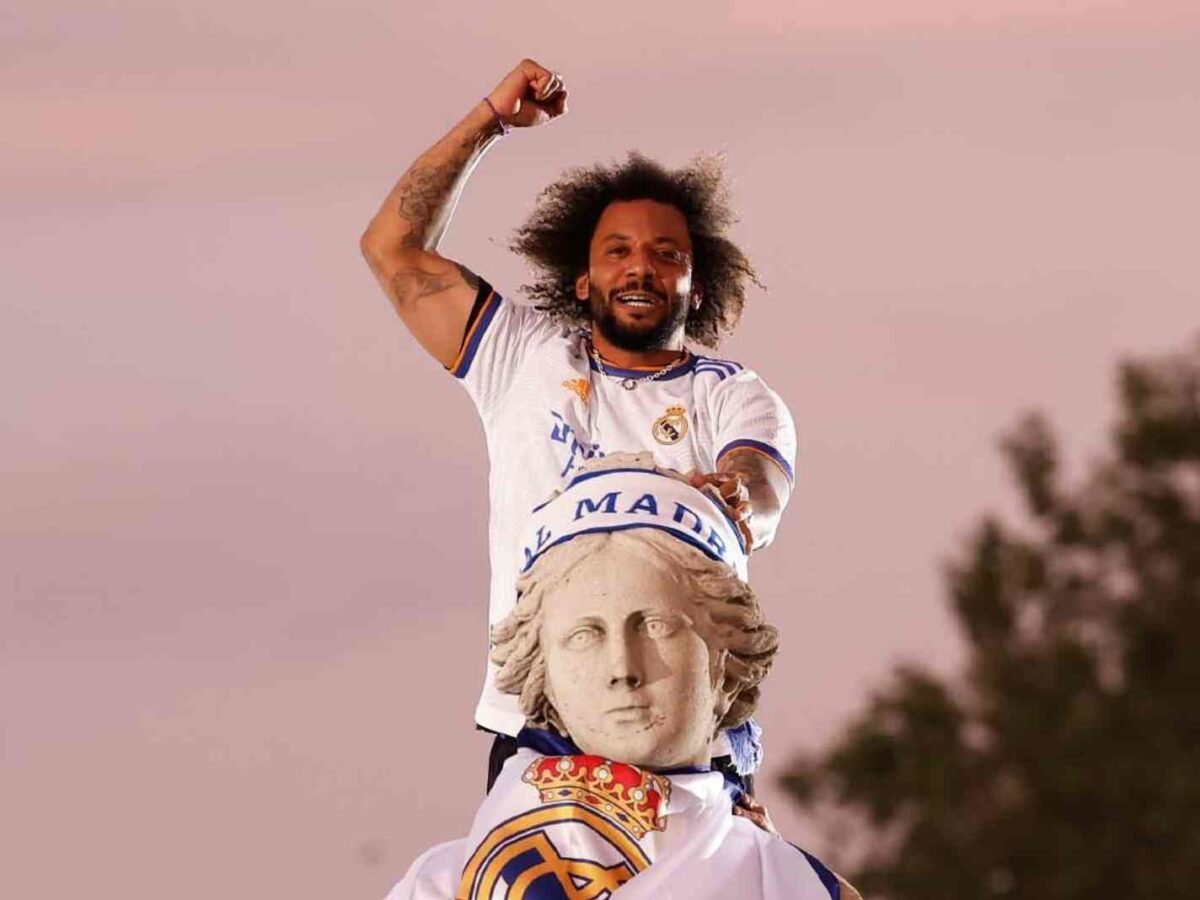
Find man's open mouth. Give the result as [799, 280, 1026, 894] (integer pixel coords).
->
[614, 291, 664, 308]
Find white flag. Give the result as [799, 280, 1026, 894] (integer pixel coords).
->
[385, 747, 844, 900]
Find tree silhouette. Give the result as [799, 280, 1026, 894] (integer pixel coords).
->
[782, 338, 1200, 900]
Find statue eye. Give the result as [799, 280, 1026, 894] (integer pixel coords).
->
[565, 625, 601, 649]
[641, 617, 680, 639]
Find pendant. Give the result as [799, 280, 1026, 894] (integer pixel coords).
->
[621, 377, 638, 391]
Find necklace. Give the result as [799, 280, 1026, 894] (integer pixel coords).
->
[589, 340, 689, 391]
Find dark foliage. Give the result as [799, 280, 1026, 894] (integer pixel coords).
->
[782, 337, 1200, 899]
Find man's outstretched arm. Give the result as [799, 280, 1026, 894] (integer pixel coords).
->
[718, 452, 789, 550]
[359, 59, 567, 367]
[691, 455, 789, 552]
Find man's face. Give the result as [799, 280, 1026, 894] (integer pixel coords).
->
[539, 543, 726, 769]
[575, 199, 696, 352]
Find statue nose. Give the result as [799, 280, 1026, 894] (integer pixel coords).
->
[607, 633, 644, 689]
[608, 671, 642, 689]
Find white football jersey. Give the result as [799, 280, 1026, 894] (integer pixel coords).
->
[450, 284, 797, 735]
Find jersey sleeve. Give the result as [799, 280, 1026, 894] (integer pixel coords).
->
[447, 278, 560, 414]
[711, 371, 797, 491]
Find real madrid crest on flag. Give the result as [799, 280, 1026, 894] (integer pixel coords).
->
[651, 405, 688, 445]
[456, 754, 670, 900]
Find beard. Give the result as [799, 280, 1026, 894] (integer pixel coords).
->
[589, 284, 689, 352]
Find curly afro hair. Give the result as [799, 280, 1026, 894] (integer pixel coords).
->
[510, 152, 761, 348]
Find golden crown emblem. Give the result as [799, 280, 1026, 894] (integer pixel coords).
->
[523, 755, 671, 838]
[663, 404, 686, 418]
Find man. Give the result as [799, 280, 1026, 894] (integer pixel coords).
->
[360, 59, 796, 771]
[383, 461, 857, 900]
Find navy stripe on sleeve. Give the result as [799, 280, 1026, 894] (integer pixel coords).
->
[717, 438, 795, 485]
[449, 281, 501, 379]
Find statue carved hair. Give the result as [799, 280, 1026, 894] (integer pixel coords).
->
[490, 530, 779, 738]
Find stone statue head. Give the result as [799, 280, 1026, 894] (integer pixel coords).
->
[491, 461, 778, 769]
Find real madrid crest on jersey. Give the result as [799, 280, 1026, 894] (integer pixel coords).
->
[652, 405, 689, 445]
[456, 755, 670, 900]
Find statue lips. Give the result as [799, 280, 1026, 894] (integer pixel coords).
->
[605, 703, 654, 724]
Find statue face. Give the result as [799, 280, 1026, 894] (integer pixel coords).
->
[539, 543, 725, 769]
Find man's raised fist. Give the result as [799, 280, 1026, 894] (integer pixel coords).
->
[486, 59, 568, 128]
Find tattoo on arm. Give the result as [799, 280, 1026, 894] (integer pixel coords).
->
[395, 134, 481, 250]
[455, 263, 482, 292]
[390, 261, 481, 306]
[390, 264, 456, 303]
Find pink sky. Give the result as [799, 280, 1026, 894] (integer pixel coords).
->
[4, 2, 1199, 898]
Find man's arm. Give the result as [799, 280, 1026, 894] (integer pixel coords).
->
[837, 874, 865, 900]
[359, 59, 567, 368]
[692, 454, 789, 552]
[718, 451, 789, 550]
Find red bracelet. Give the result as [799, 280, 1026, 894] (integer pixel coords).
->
[482, 97, 512, 135]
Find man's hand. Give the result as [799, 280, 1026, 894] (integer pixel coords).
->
[733, 793, 781, 837]
[486, 59, 568, 128]
[689, 471, 753, 551]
